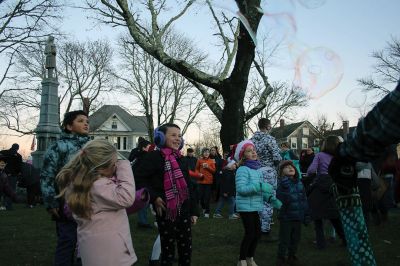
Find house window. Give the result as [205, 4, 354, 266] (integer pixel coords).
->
[290, 137, 297, 149]
[302, 138, 308, 149]
[302, 127, 309, 136]
[116, 136, 128, 150]
[111, 115, 117, 129]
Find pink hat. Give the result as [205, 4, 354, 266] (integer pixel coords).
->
[234, 140, 255, 162]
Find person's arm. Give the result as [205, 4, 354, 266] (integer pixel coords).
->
[340, 81, 400, 161]
[92, 160, 135, 210]
[207, 160, 216, 174]
[40, 144, 61, 210]
[306, 154, 319, 176]
[269, 137, 282, 166]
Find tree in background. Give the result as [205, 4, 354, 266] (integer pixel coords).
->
[0, 0, 62, 97]
[88, 0, 277, 151]
[358, 36, 400, 99]
[116, 29, 206, 141]
[0, 39, 114, 134]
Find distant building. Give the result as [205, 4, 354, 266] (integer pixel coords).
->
[270, 119, 320, 155]
[326, 120, 356, 141]
[89, 105, 148, 159]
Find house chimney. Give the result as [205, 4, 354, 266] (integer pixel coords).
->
[342, 120, 349, 140]
[280, 119, 285, 128]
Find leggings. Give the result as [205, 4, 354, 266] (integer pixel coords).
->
[156, 212, 192, 266]
[239, 212, 261, 260]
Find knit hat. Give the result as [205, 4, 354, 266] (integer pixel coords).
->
[234, 140, 255, 162]
[279, 160, 299, 179]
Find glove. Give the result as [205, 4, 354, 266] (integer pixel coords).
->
[328, 145, 357, 195]
[270, 197, 282, 209]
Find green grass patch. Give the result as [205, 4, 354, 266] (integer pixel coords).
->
[1, 204, 400, 265]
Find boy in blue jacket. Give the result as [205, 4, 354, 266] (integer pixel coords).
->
[276, 160, 310, 266]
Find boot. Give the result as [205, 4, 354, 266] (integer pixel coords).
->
[246, 257, 258, 266]
[276, 257, 286, 266]
[237, 260, 247, 266]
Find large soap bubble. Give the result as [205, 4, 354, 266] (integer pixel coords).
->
[297, 0, 327, 9]
[293, 47, 343, 99]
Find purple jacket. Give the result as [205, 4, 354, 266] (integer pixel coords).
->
[306, 152, 333, 176]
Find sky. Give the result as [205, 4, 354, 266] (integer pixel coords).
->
[2, 0, 400, 155]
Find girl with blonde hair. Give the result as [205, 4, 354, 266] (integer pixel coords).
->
[57, 139, 137, 266]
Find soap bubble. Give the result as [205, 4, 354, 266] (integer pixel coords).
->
[293, 47, 343, 99]
[345, 88, 367, 108]
[297, 0, 327, 9]
[194, 0, 258, 46]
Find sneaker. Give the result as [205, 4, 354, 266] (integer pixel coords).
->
[229, 213, 240, 219]
[0, 206, 6, 211]
[204, 213, 210, 218]
[213, 213, 223, 218]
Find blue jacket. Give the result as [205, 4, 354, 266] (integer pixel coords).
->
[276, 176, 309, 221]
[235, 166, 264, 212]
[40, 133, 90, 209]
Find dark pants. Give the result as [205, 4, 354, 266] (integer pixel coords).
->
[27, 183, 40, 206]
[239, 212, 261, 260]
[54, 220, 78, 266]
[277, 220, 301, 258]
[5, 175, 17, 210]
[198, 184, 212, 214]
[314, 218, 345, 249]
[357, 179, 372, 226]
[156, 211, 192, 266]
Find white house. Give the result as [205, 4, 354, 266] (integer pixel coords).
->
[89, 105, 148, 158]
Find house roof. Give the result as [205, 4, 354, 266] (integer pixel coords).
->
[89, 105, 148, 133]
[270, 121, 305, 140]
[327, 126, 357, 138]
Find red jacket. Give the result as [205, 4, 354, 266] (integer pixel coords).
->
[195, 158, 216, 185]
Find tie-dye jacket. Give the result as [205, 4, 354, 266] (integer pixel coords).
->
[251, 131, 281, 168]
[40, 133, 90, 209]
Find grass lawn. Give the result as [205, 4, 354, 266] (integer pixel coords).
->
[1, 204, 400, 266]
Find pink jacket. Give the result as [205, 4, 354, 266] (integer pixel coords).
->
[74, 160, 137, 266]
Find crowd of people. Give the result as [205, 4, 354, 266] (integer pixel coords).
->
[1, 82, 400, 266]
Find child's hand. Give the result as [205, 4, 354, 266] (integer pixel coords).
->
[191, 216, 198, 225]
[270, 197, 282, 209]
[154, 197, 166, 216]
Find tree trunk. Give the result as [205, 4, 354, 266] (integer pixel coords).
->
[220, 81, 247, 153]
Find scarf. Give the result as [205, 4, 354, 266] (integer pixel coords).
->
[160, 147, 188, 221]
[244, 159, 262, 170]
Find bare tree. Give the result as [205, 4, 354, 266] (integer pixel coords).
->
[0, 39, 114, 134]
[313, 113, 335, 139]
[58, 40, 115, 114]
[0, 0, 62, 94]
[87, 0, 272, 152]
[358, 36, 400, 99]
[116, 30, 206, 141]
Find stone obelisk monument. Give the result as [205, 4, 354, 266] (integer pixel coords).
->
[31, 36, 61, 169]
